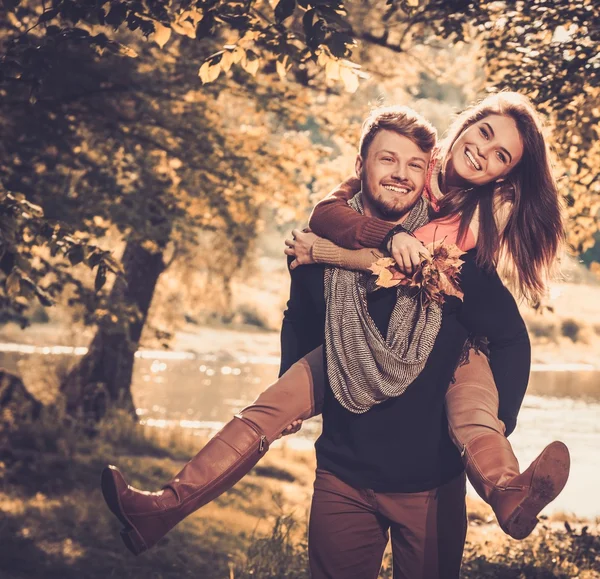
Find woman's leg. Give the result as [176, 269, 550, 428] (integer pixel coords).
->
[101, 347, 325, 555]
[445, 349, 570, 539]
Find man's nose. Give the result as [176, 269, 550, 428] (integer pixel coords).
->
[391, 163, 408, 180]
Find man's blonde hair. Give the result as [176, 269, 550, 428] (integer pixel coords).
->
[358, 105, 437, 158]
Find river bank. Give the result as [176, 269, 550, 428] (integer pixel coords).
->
[2, 317, 600, 367]
[1, 413, 598, 579]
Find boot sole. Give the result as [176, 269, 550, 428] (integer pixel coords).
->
[503, 441, 570, 539]
[101, 467, 148, 556]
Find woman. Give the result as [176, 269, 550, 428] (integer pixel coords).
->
[101, 92, 569, 556]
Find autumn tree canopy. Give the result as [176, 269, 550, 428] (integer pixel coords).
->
[0, 0, 598, 419]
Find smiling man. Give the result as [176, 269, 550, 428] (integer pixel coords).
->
[356, 127, 430, 221]
[280, 106, 530, 578]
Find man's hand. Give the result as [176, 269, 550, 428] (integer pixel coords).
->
[284, 228, 319, 271]
[390, 232, 431, 275]
[277, 419, 303, 439]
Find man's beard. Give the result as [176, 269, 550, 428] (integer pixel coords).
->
[362, 184, 416, 221]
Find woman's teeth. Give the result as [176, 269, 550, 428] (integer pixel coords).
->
[383, 184, 410, 193]
[465, 149, 482, 171]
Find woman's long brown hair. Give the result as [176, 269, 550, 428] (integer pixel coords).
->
[434, 92, 564, 304]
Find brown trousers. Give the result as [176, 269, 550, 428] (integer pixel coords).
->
[308, 469, 467, 579]
[238, 347, 502, 578]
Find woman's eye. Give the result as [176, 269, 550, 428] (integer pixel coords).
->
[497, 152, 507, 163]
[479, 127, 489, 139]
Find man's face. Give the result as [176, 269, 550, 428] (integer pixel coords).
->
[356, 130, 430, 222]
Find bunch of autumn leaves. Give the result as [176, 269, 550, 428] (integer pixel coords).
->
[369, 240, 465, 307]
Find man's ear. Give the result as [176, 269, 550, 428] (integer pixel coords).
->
[355, 155, 364, 179]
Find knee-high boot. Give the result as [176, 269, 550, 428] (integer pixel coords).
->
[446, 350, 570, 540]
[101, 347, 325, 555]
[463, 433, 569, 539]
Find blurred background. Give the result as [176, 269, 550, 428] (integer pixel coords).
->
[0, 1, 599, 578]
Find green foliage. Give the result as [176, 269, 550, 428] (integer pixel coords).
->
[353, 0, 600, 257]
[0, 187, 121, 326]
[234, 515, 310, 579]
[0, 0, 362, 94]
[461, 523, 600, 579]
[0, 1, 322, 334]
[1, 0, 599, 416]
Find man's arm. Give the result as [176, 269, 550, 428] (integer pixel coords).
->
[308, 177, 393, 249]
[279, 258, 325, 377]
[458, 255, 531, 436]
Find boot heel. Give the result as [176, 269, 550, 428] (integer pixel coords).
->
[120, 526, 148, 556]
[503, 507, 539, 540]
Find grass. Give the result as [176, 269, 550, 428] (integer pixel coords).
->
[1, 411, 598, 579]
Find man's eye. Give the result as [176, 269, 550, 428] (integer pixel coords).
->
[479, 127, 489, 140]
[410, 163, 424, 170]
[381, 157, 394, 162]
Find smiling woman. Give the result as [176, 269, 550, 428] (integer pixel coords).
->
[447, 114, 524, 187]
[310, 92, 564, 306]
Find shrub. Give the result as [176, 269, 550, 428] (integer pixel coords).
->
[233, 515, 309, 579]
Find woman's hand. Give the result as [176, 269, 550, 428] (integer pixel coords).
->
[390, 232, 431, 275]
[277, 419, 303, 439]
[284, 228, 319, 271]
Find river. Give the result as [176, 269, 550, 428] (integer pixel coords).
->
[1, 343, 599, 519]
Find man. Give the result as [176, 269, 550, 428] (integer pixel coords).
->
[100, 107, 529, 577]
[280, 106, 529, 578]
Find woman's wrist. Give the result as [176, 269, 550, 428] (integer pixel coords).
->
[312, 238, 343, 265]
[380, 224, 415, 254]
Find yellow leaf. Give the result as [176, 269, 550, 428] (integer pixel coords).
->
[407, 0, 419, 6]
[179, 9, 203, 25]
[6, 271, 20, 298]
[377, 267, 400, 288]
[325, 60, 340, 81]
[153, 22, 172, 48]
[276, 57, 288, 81]
[199, 61, 221, 83]
[199, 61, 211, 83]
[171, 19, 196, 38]
[118, 44, 138, 58]
[242, 55, 260, 76]
[231, 46, 245, 64]
[369, 257, 396, 276]
[340, 66, 359, 93]
[220, 50, 233, 73]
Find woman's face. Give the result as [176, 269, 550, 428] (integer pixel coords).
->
[448, 113, 524, 186]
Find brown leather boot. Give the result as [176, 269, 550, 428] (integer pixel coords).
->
[464, 434, 570, 539]
[101, 415, 269, 555]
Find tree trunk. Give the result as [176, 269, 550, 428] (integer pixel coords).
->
[61, 240, 165, 422]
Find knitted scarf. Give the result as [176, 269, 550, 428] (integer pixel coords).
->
[324, 192, 442, 414]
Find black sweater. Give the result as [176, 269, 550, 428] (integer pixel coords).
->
[279, 250, 530, 492]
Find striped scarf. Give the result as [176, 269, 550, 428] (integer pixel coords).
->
[324, 193, 442, 414]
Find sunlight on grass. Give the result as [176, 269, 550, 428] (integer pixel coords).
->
[1, 411, 598, 579]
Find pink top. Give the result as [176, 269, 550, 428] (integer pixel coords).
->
[413, 153, 476, 250]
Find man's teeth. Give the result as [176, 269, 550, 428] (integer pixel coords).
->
[383, 184, 410, 193]
[465, 149, 482, 171]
